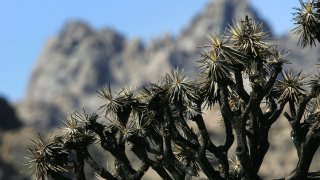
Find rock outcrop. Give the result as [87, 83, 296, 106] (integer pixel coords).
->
[17, 0, 277, 130]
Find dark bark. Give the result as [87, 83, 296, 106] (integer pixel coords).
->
[287, 122, 320, 179]
[83, 150, 116, 180]
[49, 170, 72, 180]
[75, 151, 86, 180]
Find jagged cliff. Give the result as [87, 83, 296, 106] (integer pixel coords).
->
[17, 0, 320, 131]
[16, 0, 274, 129]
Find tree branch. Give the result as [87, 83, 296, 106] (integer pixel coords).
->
[268, 99, 288, 128]
[292, 93, 315, 129]
[228, 70, 250, 103]
[263, 62, 282, 96]
[83, 150, 116, 180]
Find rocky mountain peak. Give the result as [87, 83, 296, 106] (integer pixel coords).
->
[59, 21, 93, 39]
[124, 38, 144, 56]
[53, 21, 93, 54]
[97, 28, 125, 53]
[177, 0, 271, 51]
[17, 0, 275, 129]
[17, 0, 319, 131]
[20, 23, 128, 128]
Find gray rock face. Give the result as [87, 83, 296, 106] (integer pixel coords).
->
[19, 22, 128, 128]
[177, 0, 272, 51]
[17, 0, 319, 133]
[26, 22, 123, 102]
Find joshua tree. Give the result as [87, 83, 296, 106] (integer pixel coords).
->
[25, 0, 320, 179]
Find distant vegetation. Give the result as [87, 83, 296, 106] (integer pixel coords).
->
[25, 0, 320, 179]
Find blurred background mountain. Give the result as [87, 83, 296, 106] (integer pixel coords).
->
[1, 0, 320, 179]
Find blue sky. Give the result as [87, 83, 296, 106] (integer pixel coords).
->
[0, 0, 300, 102]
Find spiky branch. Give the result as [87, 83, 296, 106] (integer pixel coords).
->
[25, 1, 320, 179]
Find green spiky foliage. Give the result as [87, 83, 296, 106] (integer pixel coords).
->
[228, 156, 243, 179]
[293, 0, 320, 47]
[274, 70, 306, 104]
[25, 2, 320, 179]
[310, 71, 320, 93]
[25, 135, 70, 180]
[228, 16, 269, 57]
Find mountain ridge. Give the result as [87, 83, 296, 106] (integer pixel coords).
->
[17, 0, 320, 129]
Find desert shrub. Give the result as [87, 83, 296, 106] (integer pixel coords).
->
[25, 0, 320, 179]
